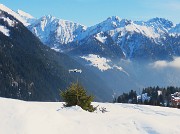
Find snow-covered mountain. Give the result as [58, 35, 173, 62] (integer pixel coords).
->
[28, 15, 86, 50]
[0, 3, 179, 61]
[0, 4, 34, 26]
[1, 4, 180, 98]
[26, 14, 180, 61]
[135, 17, 174, 34]
[79, 16, 173, 41]
[0, 5, 114, 101]
[17, 9, 35, 24]
[169, 23, 180, 35]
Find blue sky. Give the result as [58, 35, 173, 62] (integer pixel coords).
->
[1, 0, 180, 26]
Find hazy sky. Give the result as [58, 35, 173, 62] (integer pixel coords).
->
[1, 0, 180, 26]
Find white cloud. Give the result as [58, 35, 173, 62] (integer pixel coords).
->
[152, 57, 180, 69]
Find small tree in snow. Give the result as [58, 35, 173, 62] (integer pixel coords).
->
[60, 82, 95, 112]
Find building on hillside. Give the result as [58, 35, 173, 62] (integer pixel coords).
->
[170, 92, 180, 108]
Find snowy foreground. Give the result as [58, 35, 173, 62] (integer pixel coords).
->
[0, 98, 180, 134]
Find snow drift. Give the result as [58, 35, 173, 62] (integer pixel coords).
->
[0, 97, 180, 134]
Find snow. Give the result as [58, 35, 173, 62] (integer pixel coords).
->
[113, 65, 129, 76]
[29, 15, 86, 45]
[125, 24, 160, 38]
[51, 47, 61, 52]
[169, 24, 180, 35]
[0, 97, 180, 134]
[0, 4, 31, 26]
[137, 93, 151, 103]
[77, 16, 127, 41]
[0, 25, 10, 36]
[17, 9, 34, 19]
[1, 17, 16, 27]
[78, 16, 167, 44]
[95, 33, 107, 43]
[81, 54, 111, 71]
[81, 54, 128, 75]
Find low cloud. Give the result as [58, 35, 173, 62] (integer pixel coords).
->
[152, 57, 180, 69]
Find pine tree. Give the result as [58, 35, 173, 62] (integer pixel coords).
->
[60, 82, 95, 112]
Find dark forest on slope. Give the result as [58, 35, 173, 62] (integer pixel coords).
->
[0, 11, 112, 101]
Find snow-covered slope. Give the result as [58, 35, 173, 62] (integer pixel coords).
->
[135, 17, 173, 34]
[169, 23, 180, 35]
[17, 9, 34, 19]
[0, 4, 34, 26]
[76, 16, 130, 40]
[22, 9, 179, 61]
[80, 54, 129, 75]
[0, 25, 9, 36]
[72, 16, 179, 60]
[1, 4, 179, 60]
[17, 9, 35, 24]
[28, 15, 86, 48]
[0, 9, 18, 36]
[27, 14, 179, 55]
[81, 54, 112, 71]
[0, 97, 180, 134]
[78, 16, 170, 41]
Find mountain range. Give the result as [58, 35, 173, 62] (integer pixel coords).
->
[27, 13, 180, 61]
[0, 4, 180, 101]
[0, 4, 113, 101]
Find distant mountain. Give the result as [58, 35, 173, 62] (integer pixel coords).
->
[21, 7, 180, 95]
[0, 6, 113, 101]
[1, 4, 180, 99]
[27, 14, 180, 61]
[28, 15, 86, 50]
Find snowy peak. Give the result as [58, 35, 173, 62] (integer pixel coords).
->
[90, 17, 175, 40]
[29, 15, 86, 46]
[103, 16, 131, 28]
[88, 16, 131, 33]
[17, 9, 34, 19]
[147, 17, 173, 29]
[145, 17, 173, 33]
[77, 16, 132, 41]
[79, 16, 164, 44]
[40, 15, 56, 23]
[104, 16, 122, 27]
[79, 16, 175, 42]
[107, 16, 121, 21]
[0, 4, 32, 26]
[17, 9, 35, 25]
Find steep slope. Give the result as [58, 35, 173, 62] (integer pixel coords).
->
[1, 4, 180, 100]
[17, 9, 35, 24]
[28, 15, 86, 50]
[0, 4, 32, 26]
[169, 23, 180, 35]
[71, 17, 179, 61]
[0, 10, 112, 101]
[26, 11, 180, 94]
[27, 13, 180, 61]
[0, 10, 72, 101]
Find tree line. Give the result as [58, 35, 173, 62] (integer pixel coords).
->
[114, 86, 180, 108]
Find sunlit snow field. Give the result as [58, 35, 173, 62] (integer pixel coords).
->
[0, 97, 180, 134]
